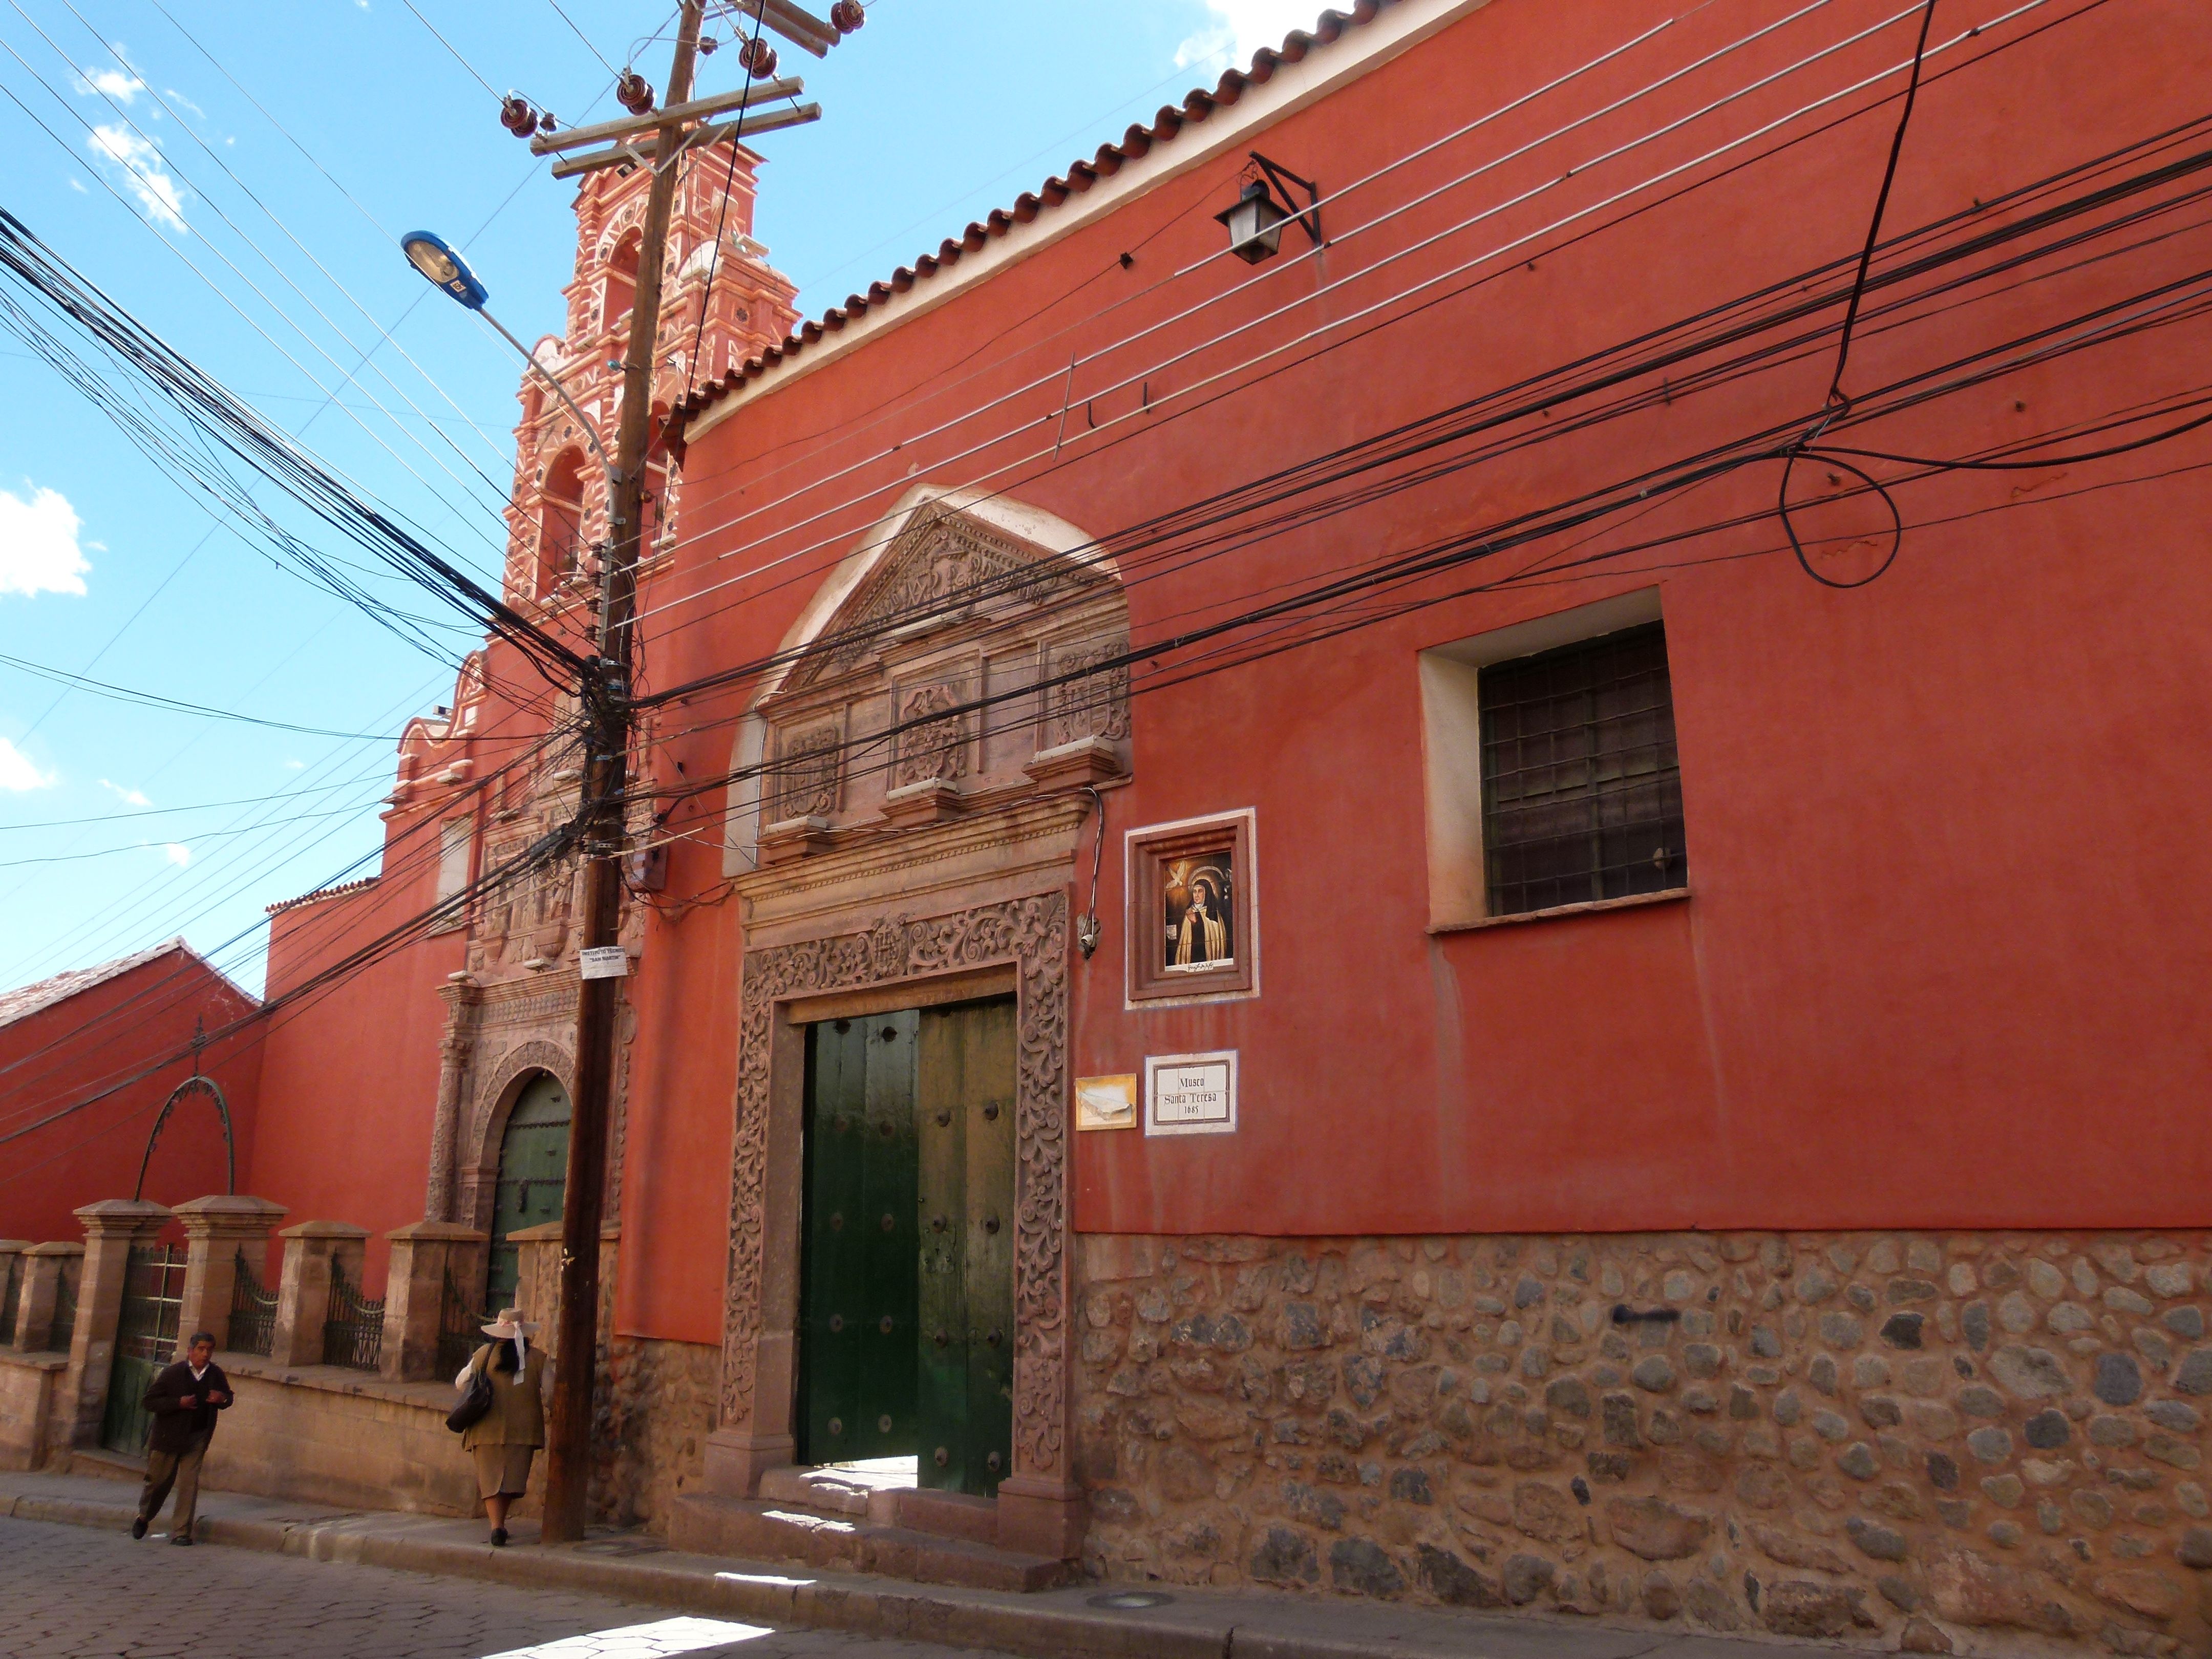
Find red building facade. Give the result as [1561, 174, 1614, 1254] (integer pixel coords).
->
[0, 941, 260, 1247]
[25, 0, 2211, 1644]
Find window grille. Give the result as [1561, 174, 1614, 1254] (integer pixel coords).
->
[1479, 622, 1687, 918]
[228, 1247, 278, 1357]
[321, 1259, 386, 1372]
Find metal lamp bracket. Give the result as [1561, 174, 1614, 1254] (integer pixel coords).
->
[1246, 151, 1323, 249]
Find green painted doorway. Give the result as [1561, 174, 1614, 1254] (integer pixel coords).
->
[799, 995, 1016, 1497]
[488, 1072, 569, 1310]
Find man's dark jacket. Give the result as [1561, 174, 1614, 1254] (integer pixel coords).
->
[141, 1359, 232, 1455]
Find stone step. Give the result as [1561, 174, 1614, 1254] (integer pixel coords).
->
[669, 1491, 1070, 1593]
[752, 1465, 1001, 1547]
[61, 1448, 144, 1483]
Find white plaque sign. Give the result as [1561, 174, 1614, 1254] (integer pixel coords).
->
[1143, 1050, 1238, 1136]
[578, 945, 630, 980]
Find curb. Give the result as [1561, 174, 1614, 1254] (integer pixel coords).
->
[0, 1488, 1265, 1659]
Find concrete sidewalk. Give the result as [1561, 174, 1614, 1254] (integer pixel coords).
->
[0, 1469, 1804, 1659]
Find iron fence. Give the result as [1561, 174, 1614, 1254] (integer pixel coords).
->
[1, 1253, 20, 1346]
[46, 1259, 77, 1354]
[436, 1267, 489, 1379]
[228, 1247, 278, 1357]
[320, 1259, 385, 1372]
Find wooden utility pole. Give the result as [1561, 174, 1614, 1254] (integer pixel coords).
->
[541, 0, 708, 1544]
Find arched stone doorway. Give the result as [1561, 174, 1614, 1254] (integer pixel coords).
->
[487, 1071, 569, 1308]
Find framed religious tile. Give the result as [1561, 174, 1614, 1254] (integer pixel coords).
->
[1075, 1074, 1138, 1131]
[1143, 1051, 1238, 1136]
[1124, 809, 1258, 1006]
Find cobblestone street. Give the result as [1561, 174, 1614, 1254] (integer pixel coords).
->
[0, 1517, 1018, 1659]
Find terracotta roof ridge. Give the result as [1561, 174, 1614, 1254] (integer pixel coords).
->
[264, 873, 380, 916]
[0, 934, 259, 1031]
[673, 2, 1390, 422]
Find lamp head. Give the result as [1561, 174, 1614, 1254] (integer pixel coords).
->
[401, 231, 490, 310]
[1215, 180, 1289, 264]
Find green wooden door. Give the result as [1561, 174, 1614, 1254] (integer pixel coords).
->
[916, 997, 1017, 1496]
[488, 1073, 570, 1310]
[800, 1012, 920, 1464]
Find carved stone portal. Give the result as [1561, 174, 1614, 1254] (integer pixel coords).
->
[720, 894, 1071, 1482]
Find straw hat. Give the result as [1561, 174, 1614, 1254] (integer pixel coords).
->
[481, 1307, 541, 1339]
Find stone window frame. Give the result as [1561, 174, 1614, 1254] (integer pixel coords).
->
[1418, 587, 1689, 933]
[1123, 808, 1260, 1008]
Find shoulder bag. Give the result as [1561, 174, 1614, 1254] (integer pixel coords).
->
[446, 1349, 494, 1434]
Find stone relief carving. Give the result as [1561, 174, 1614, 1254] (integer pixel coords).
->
[722, 894, 1069, 1477]
[770, 721, 842, 822]
[799, 506, 1089, 687]
[1043, 634, 1131, 749]
[891, 683, 971, 790]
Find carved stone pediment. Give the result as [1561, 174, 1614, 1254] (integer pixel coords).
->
[749, 497, 1130, 857]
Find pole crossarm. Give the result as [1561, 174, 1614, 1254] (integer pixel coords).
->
[529, 78, 805, 155]
[547, 104, 822, 181]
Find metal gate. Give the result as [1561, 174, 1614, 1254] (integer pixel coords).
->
[102, 1242, 185, 1455]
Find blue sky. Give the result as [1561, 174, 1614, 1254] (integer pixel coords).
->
[0, 0, 1317, 996]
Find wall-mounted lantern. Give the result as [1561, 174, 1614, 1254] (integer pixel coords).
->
[1215, 152, 1323, 265]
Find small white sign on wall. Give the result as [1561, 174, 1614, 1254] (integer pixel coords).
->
[578, 945, 630, 980]
[1144, 1051, 1238, 1136]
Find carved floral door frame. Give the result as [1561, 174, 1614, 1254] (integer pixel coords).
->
[710, 892, 1084, 1555]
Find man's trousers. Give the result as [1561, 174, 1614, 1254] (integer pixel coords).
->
[138, 1434, 210, 1536]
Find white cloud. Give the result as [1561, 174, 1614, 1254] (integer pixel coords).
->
[0, 484, 91, 597]
[283, 758, 305, 770]
[163, 89, 205, 120]
[0, 738, 55, 792]
[162, 842, 190, 866]
[68, 177, 87, 194]
[87, 122, 189, 233]
[1175, 0, 1318, 69]
[77, 65, 145, 105]
[100, 778, 151, 807]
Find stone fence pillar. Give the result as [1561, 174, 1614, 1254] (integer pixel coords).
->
[505, 1222, 618, 1363]
[380, 1221, 487, 1382]
[270, 1221, 368, 1368]
[172, 1196, 288, 1358]
[63, 1200, 170, 1451]
[0, 1242, 26, 1344]
[12, 1243, 83, 1352]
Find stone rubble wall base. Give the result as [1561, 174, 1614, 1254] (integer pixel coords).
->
[1073, 1230, 2212, 1659]
[592, 1336, 719, 1532]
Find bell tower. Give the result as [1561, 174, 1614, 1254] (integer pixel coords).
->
[501, 142, 799, 609]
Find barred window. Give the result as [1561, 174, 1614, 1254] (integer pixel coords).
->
[1478, 622, 1686, 917]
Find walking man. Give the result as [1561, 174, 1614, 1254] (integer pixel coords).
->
[132, 1331, 231, 1545]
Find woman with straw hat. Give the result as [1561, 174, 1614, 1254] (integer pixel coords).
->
[454, 1307, 548, 1545]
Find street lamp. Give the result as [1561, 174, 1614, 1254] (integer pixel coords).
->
[400, 230, 620, 502]
[1213, 153, 1323, 265]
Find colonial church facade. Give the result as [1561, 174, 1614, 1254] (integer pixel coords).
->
[12, 0, 2212, 1650]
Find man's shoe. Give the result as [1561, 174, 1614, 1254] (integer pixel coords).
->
[131, 1517, 147, 1540]
[490, 1526, 508, 1547]
[169, 1533, 194, 1546]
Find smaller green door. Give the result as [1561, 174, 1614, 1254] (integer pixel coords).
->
[488, 1073, 570, 1310]
[799, 1013, 919, 1465]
